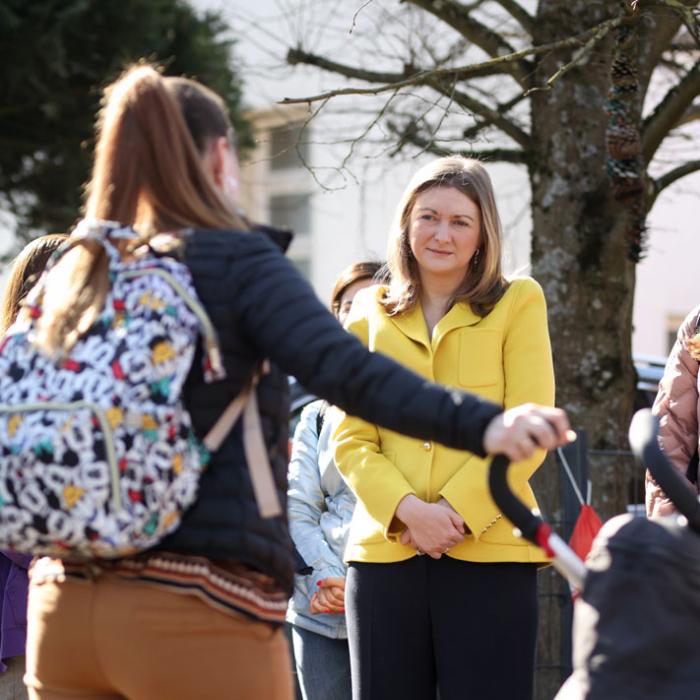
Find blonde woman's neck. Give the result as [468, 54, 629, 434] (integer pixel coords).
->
[419, 276, 462, 338]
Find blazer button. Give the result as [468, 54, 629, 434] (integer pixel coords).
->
[423, 441, 431, 451]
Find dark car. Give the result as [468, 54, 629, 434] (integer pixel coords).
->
[634, 354, 667, 409]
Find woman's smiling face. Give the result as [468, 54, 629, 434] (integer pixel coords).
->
[408, 186, 481, 283]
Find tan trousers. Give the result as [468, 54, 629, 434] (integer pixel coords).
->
[25, 573, 293, 700]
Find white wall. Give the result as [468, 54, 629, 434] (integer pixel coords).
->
[633, 173, 700, 356]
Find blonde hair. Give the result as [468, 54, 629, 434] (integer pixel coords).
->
[35, 64, 248, 354]
[381, 156, 508, 317]
[0, 234, 67, 335]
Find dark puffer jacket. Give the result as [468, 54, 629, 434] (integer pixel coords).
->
[161, 228, 502, 593]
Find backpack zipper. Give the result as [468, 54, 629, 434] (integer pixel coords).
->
[119, 268, 224, 379]
[0, 401, 120, 510]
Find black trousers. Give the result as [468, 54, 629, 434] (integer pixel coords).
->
[346, 556, 538, 700]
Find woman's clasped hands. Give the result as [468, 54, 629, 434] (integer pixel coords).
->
[396, 496, 467, 559]
[309, 576, 346, 614]
[395, 403, 575, 559]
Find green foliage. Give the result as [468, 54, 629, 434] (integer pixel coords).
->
[0, 0, 251, 241]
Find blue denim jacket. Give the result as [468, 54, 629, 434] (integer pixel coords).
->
[286, 400, 355, 638]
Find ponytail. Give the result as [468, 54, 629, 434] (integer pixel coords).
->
[36, 64, 246, 354]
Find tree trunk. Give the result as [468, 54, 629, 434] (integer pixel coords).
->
[528, 2, 638, 697]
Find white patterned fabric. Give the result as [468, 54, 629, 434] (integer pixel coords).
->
[0, 220, 223, 559]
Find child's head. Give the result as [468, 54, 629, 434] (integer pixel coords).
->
[1, 234, 68, 335]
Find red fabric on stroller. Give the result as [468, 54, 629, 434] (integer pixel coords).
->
[569, 505, 603, 561]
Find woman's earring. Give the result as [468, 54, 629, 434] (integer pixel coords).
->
[225, 175, 239, 198]
[472, 248, 481, 268]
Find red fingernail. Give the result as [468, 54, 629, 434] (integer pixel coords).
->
[316, 580, 323, 587]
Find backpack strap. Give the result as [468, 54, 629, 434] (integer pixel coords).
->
[23, 221, 132, 316]
[202, 361, 282, 518]
[63, 219, 135, 268]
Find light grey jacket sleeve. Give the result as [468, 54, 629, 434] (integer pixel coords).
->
[287, 401, 346, 595]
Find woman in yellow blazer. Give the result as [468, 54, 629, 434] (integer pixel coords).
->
[334, 157, 554, 700]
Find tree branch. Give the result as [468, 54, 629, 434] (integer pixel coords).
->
[283, 17, 641, 153]
[648, 158, 700, 208]
[648, 0, 700, 46]
[387, 120, 528, 163]
[459, 146, 529, 163]
[676, 101, 700, 126]
[642, 60, 700, 161]
[403, 0, 533, 86]
[286, 46, 524, 88]
[287, 49, 414, 85]
[493, 0, 535, 35]
[283, 21, 625, 105]
[284, 59, 531, 147]
[431, 82, 531, 147]
[525, 16, 624, 96]
[637, 2, 685, 96]
[460, 91, 529, 142]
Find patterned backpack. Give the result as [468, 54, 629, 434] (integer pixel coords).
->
[0, 220, 280, 559]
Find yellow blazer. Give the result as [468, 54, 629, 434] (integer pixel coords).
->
[333, 277, 554, 564]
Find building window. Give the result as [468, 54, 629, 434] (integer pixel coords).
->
[269, 193, 311, 235]
[269, 123, 310, 171]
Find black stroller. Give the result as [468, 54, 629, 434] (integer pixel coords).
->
[488, 409, 700, 700]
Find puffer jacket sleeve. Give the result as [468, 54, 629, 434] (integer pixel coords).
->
[288, 401, 346, 594]
[646, 307, 700, 516]
[226, 233, 502, 455]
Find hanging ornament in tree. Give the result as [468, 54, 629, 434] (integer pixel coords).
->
[605, 8, 647, 262]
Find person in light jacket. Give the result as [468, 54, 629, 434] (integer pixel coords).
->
[646, 305, 700, 518]
[287, 261, 382, 700]
[334, 157, 555, 700]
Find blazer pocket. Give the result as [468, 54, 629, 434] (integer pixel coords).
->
[458, 329, 501, 387]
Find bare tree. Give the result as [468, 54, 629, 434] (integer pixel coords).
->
[276, 0, 700, 695]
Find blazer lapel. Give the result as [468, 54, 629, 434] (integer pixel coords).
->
[389, 301, 482, 351]
[431, 302, 482, 349]
[388, 303, 431, 351]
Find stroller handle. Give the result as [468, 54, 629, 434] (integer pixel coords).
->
[488, 455, 541, 544]
[629, 408, 700, 532]
[489, 454, 587, 589]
